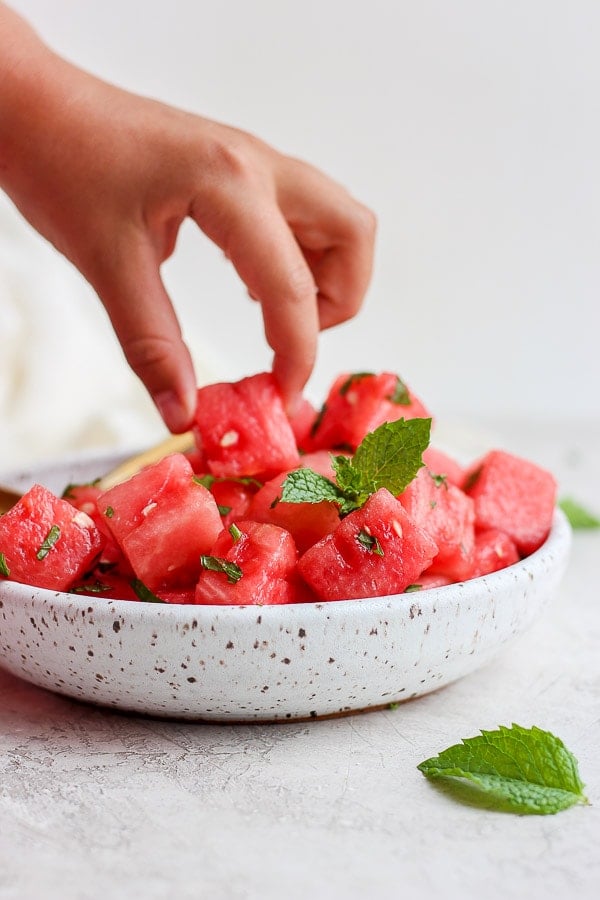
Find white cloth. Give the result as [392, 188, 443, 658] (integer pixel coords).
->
[0, 196, 213, 474]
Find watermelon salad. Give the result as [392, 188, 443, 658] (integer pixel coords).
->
[0, 372, 557, 605]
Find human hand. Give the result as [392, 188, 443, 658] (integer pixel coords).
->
[0, 5, 376, 431]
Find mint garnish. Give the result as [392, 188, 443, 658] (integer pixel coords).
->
[386, 376, 411, 406]
[281, 417, 431, 515]
[0, 552, 10, 577]
[200, 555, 243, 584]
[36, 525, 61, 560]
[558, 497, 600, 530]
[339, 372, 374, 395]
[229, 524, 243, 543]
[418, 724, 588, 815]
[130, 579, 166, 603]
[356, 528, 384, 556]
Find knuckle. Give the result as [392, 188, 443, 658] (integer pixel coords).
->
[284, 263, 317, 303]
[122, 334, 177, 375]
[350, 203, 378, 242]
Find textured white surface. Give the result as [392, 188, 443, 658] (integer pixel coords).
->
[1, 425, 599, 899]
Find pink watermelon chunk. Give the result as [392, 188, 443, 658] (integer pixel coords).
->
[464, 450, 557, 555]
[297, 488, 438, 601]
[195, 520, 298, 605]
[193, 372, 300, 478]
[422, 447, 465, 488]
[398, 466, 475, 581]
[247, 451, 341, 554]
[470, 528, 520, 578]
[309, 372, 430, 451]
[0, 484, 104, 591]
[98, 454, 223, 591]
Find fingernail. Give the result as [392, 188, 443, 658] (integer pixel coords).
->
[154, 390, 193, 433]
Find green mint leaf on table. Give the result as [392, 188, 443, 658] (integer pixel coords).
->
[0, 552, 10, 577]
[36, 525, 61, 560]
[386, 376, 411, 406]
[418, 724, 588, 815]
[559, 497, 600, 529]
[200, 555, 243, 584]
[130, 579, 166, 603]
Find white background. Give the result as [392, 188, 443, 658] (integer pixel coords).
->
[2, 0, 599, 468]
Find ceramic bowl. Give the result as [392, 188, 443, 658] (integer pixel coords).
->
[0, 453, 571, 721]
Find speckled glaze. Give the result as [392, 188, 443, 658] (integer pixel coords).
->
[0, 454, 571, 720]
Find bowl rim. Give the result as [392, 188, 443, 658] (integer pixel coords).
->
[0, 508, 571, 623]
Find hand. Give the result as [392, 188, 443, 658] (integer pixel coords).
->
[0, 5, 376, 431]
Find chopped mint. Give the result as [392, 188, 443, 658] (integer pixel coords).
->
[61, 479, 100, 499]
[105, 506, 114, 518]
[418, 724, 588, 815]
[36, 525, 61, 560]
[310, 402, 327, 438]
[558, 497, 600, 530]
[217, 504, 232, 516]
[356, 528, 384, 556]
[404, 584, 422, 593]
[194, 474, 262, 489]
[386, 376, 411, 406]
[463, 466, 482, 492]
[130, 579, 166, 603]
[200, 555, 243, 584]
[339, 372, 374, 395]
[430, 472, 448, 488]
[72, 581, 112, 595]
[229, 523, 243, 543]
[0, 552, 10, 577]
[280, 417, 431, 515]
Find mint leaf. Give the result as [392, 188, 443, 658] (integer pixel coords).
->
[200, 555, 243, 584]
[72, 581, 112, 595]
[418, 724, 588, 815]
[0, 552, 10, 577]
[356, 528, 384, 556]
[36, 525, 61, 560]
[229, 523, 243, 543]
[386, 376, 411, 406]
[193, 474, 262, 490]
[339, 372, 374, 395]
[558, 497, 600, 530]
[130, 579, 166, 603]
[404, 583, 422, 592]
[280, 417, 431, 514]
[280, 468, 347, 506]
[349, 417, 431, 496]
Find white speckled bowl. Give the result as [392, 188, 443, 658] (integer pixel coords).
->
[0, 454, 571, 721]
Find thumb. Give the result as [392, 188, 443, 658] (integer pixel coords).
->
[92, 242, 197, 433]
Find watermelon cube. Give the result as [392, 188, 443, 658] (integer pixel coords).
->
[297, 488, 438, 601]
[470, 528, 520, 578]
[98, 454, 223, 591]
[398, 466, 475, 581]
[193, 372, 300, 478]
[195, 521, 298, 605]
[0, 484, 104, 591]
[309, 372, 430, 451]
[247, 451, 341, 553]
[464, 450, 557, 555]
